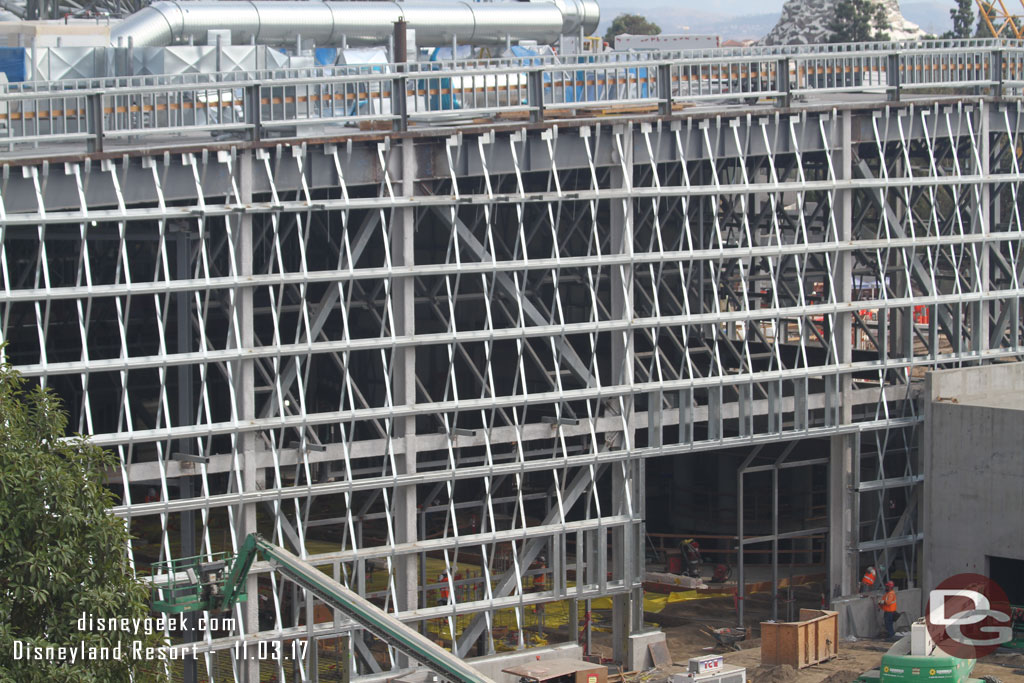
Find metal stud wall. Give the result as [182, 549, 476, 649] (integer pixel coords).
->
[1, 94, 1023, 681]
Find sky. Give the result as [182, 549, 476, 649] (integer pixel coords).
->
[621, 0, 787, 13]
[600, 0, 922, 16]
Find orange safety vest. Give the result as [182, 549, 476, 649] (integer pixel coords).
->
[862, 571, 876, 586]
[882, 589, 898, 613]
[439, 575, 449, 600]
[533, 565, 546, 588]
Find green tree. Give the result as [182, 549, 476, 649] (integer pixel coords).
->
[827, 0, 892, 42]
[603, 13, 661, 46]
[0, 359, 165, 682]
[976, 1, 996, 35]
[947, 0, 975, 38]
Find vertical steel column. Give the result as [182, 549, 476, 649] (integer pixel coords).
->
[176, 228, 198, 683]
[975, 103, 991, 353]
[735, 447, 759, 627]
[771, 464, 779, 621]
[609, 123, 639, 666]
[394, 137, 419, 647]
[237, 149, 260, 683]
[828, 111, 857, 600]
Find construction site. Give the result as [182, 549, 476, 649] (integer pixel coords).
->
[1, 0, 1024, 681]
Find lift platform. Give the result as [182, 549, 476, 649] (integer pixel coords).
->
[151, 534, 496, 683]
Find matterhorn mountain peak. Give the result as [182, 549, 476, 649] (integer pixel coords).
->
[760, 0, 927, 45]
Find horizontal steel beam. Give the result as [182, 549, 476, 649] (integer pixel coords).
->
[0, 172, 1013, 227]
[857, 533, 924, 552]
[76, 343, 1016, 449]
[109, 416, 921, 517]
[856, 474, 925, 491]
[118, 385, 901, 482]
[740, 526, 829, 546]
[2, 229, 1020, 306]
[15, 284, 1018, 381]
[741, 457, 829, 473]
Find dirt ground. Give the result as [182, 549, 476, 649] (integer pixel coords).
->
[581, 584, 1024, 683]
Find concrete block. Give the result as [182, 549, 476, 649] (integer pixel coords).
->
[830, 594, 882, 639]
[628, 630, 667, 671]
[831, 588, 920, 640]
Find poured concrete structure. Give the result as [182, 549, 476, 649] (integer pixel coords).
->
[924, 363, 1024, 597]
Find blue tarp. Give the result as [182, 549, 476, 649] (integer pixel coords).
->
[428, 45, 474, 62]
[0, 47, 26, 82]
[508, 45, 538, 58]
[508, 44, 543, 67]
[315, 48, 338, 66]
[421, 46, 475, 111]
[555, 66, 649, 103]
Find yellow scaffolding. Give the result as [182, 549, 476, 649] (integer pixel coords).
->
[977, 0, 1024, 39]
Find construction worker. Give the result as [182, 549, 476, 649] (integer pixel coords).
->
[879, 580, 898, 639]
[532, 554, 547, 592]
[859, 566, 877, 594]
[437, 573, 450, 606]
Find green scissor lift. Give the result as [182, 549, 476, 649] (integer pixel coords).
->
[151, 534, 496, 683]
[855, 620, 1001, 683]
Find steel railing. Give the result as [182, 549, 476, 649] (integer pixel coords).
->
[0, 41, 1022, 153]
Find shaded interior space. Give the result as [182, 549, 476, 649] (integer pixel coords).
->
[645, 440, 826, 566]
[988, 556, 1024, 606]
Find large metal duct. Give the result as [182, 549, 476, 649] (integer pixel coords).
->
[111, 0, 600, 48]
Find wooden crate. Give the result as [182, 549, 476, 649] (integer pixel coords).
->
[760, 608, 838, 669]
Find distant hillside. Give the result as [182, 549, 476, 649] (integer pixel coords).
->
[597, 8, 780, 41]
[596, 1, 952, 44]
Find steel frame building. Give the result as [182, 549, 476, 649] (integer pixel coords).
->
[1, 40, 1023, 682]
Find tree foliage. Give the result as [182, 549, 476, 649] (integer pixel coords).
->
[827, 0, 892, 42]
[947, 0, 975, 38]
[603, 13, 661, 46]
[0, 359, 165, 682]
[975, 1, 993, 35]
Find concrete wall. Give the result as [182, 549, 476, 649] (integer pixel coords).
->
[923, 363, 1024, 597]
[924, 362, 1024, 402]
[832, 588, 921, 639]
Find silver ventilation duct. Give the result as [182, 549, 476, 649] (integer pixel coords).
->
[111, 0, 600, 48]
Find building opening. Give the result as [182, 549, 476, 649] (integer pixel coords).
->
[988, 556, 1024, 605]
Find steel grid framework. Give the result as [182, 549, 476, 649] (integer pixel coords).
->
[1, 81, 1023, 681]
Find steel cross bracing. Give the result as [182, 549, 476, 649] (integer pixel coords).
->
[1, 95, 1023, 681]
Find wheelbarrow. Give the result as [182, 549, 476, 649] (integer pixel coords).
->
[701, 625, 747, 651]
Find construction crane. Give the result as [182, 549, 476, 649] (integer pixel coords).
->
[976, 0, 1024, 39]
[150, 534, 495, 683]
